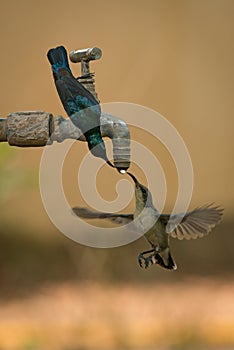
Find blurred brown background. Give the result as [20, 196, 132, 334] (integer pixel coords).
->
[0, 1, 234, 349]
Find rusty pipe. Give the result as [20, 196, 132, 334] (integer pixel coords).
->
[0, 111, 131, 170]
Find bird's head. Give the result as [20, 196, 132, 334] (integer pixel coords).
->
[127, 172, 153, 208]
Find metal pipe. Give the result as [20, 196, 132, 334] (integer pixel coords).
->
[69, 47, 102, 63]
[0, 111, 131, 169]
[0, 118, 7, 142]
[0, 46, 131, 170]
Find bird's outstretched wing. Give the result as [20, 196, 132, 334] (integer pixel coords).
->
[161, 204, 223, 240]
[72, 207, 134, 225]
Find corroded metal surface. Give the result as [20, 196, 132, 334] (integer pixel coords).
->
[69, 47, 102, 63]
[0, 46, 131, 169]
[0, 111, 131, 169]
[70, 47, 102, 101]
[100, 112, 131, 170]
[7, 111, 52, 147]
[0, 118, 7, 141]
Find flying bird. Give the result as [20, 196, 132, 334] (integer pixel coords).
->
[47, 45, 113, 167]
[72, 172, 223, 270]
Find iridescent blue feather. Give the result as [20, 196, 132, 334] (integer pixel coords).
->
[47, 45, 110, 163]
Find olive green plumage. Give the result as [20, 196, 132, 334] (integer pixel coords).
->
[73, 172, 223, 270]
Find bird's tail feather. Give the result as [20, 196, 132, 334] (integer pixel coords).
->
[155, 248, 177, 270]
[47, 45, 71, 73]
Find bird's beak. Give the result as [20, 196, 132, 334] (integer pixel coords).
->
[106, 160, 115, 168]
[126, 171, 140, 188]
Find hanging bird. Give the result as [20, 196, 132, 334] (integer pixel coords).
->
[47, 45, 113, 167]
[72, 172, 223, 270]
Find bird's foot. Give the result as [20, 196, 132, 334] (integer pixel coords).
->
[138, 254, 146, 268]
[138, 253, 154, 269]
[138, 248, 156, 269]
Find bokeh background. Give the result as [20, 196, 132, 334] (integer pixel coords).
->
[0, 0, 234, 349]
